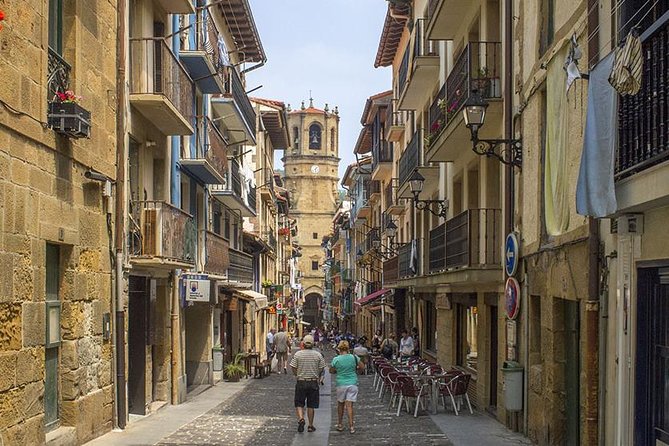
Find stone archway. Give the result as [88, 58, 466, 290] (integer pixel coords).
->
[303, 293, 322, 329]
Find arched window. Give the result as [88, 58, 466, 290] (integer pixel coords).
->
[330, 128, 335, 150]
[292, 126, 299, 148]
[309, 123, 322, 149]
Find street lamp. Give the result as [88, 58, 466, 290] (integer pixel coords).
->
[408, 171, 449, 218]
[463, 90, 522, 168]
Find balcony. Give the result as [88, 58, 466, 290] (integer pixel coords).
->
[383, 255, 399, 286]
[427, 0, 468, 41]
[616, 22, 669, 181]
[129, 201, 196, 268]
[181, 116, 227, 184]
[398, 130, 421, 186]
[384, 178, 405, 215]
[47, 49, 91, 139]
[385, 99, 406, 143]
[156, 0, 194, 14]
[211, 67, 257, 145]
[398, 19, 439, 111]
[129, 38, 194, 135]
[372, 140, 393, 180]
[398, 241, 419, 278]
[203, 230, 229, 276]
[227, 248, 254, 285]
[211, 160, 257, 217]
[179, 10, 225, 94]
[365, 227, 380, 252]
[262, 228, 277, 251]
[442, 209, 501, 270]
[368, 180, 382, 202]
[427, 41, 503, 163]
[354, 181, 371, 220]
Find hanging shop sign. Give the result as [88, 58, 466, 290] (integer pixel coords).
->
[183, 274, 211, 303]
[266, 305, 276, 315]
[505, 232, 520, 277]
[505, 277, 521, 320]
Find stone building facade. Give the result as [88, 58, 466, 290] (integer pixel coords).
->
[284, 101, 340, 327]
[0, 0, 117, 444]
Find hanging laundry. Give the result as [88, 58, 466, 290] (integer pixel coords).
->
[576, 52, 618, 218]
[609, 29, 642, 95]
[564, 34, 583, 92]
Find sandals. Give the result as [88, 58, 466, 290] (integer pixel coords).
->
[297, 418, 305, 433]
[350, 426, 356, 434]
[336, 424, 344, 432]
[307, 426, 316, 432]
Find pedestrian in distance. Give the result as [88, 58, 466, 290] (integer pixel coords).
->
[273, 326, 290, 374]
[266, 328, 276, 362]
[290, 334, 326, 433]
[399, 329, 414, 360]
[330, 340, 365, 434]
[380, 333, 398, 360]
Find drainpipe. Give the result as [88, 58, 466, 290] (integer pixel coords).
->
[585, 218, 600, 444]
[114, 0, 127, 430]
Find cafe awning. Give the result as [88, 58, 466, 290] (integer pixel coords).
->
[355, 288, 392, 306]
[239, 290, 268, 309]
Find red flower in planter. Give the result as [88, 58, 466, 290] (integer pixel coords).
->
[56, 90, 83, 103]
[0, 10, 5, 30]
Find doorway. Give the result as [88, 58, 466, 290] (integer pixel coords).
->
[128, 276, 148, 415]
[635, 266, 669, 445]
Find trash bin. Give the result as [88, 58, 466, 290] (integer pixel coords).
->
[212, 347, 224, 372]
[501, 361, 524, 411]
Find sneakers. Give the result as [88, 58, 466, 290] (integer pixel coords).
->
[297, 418, 305, 433]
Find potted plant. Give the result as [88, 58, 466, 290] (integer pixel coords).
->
[261, 279, 273, 289]
[224, 353, 246, 382]
[48, 90, 91, 138]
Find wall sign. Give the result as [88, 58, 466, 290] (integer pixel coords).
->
[505, 277, 521, 320]
[183, 274, 211, 303]
[505, 232, 520, 277]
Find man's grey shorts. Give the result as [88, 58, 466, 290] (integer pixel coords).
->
[336, 385, 359, 402]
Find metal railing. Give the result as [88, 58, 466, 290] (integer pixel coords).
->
[248, 183, 257, 213]
[228, 248, 253, 283]
[386, 98, 405, 132]
[398, 41, 411, 97]
[372, 140, 393, 172]
[369, 180, 382, 196]
[383, 255, 399, 285]
[366, 281, 382, 295]
[398, 241, 419, 278]
[129, 38, 194, 122]
[365, 227, 380, 252]
[428, 84, 447, 144]
[616, 21, 669, 179]
[204, 230, 229, 275]
[129, 201, 196, 264]
[47, 48, 71, 101]
[182, 9, 225, 71]
[225, 67, 256, 135]
[193, 116, 227, 177]
[399, 130, 423, 186]
[445, 209, 501, 269]
[428, 222, 447, 273]
[412, 18, 437, 60]
[428, 0, 440, 21]
[445, 41, 502, 128]
[384, 178, 404, 210]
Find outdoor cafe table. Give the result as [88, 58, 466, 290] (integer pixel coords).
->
[418, 373, 451, 414]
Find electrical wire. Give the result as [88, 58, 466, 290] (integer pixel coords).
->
[0, 98, 49, 128]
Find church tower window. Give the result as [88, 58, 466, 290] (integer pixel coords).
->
[330, 128, 335, 151]
[309, 123, 322, 149]
[293, 126, 299, 149]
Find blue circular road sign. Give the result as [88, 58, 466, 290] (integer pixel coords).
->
[505, 233, 519, 277]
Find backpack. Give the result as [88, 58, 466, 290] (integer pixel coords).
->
[381, 343, 393, 358]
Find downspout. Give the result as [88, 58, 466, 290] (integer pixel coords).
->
[115, 0, 127, 430]
[585, 218, 600, 444]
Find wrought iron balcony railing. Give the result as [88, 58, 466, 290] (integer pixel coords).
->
[616, 21, 669, 179]
[129, 38, 194, 123]
[228, 248, 253, 283]
[372, 140, 393, 171]
[129, 200, 196, 264]
[225, 67, 257, 136]
[47, 48, 71, 101]
[398, 241, 419, 278]
[398, 41, 411, 99]
[203, 230, 229, 276]
[443, 208, 501, 270]
[248, 183, 257, 213]
[398, 130, 423, 186]
[428, 84, 446, 143]
[365, 227, 380, 252]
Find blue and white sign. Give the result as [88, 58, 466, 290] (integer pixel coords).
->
[182, 274, 211, 303]
[504, 232, 520, 277]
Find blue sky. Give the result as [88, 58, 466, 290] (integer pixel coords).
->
[246, 0, 391, 181]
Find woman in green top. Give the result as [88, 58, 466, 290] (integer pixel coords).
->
[329, 340, 364, 433]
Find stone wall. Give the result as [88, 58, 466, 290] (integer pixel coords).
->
[0, 0, 117, 444]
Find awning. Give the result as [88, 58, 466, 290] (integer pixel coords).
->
[239, 290, 268, 309]
[355, 288, 392, 306]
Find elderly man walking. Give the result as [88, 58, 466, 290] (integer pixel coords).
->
[290, 334, 325, 433]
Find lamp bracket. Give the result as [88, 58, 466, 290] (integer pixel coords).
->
[413, 198, 449, 218]
[471, 132, 522, 169]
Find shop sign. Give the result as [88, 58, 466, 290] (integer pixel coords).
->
[505, 277, 521, 320]
[267, 305, 276, 315]
[183, 274, 211, 303]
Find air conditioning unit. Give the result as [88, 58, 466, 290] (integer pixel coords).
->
[612, 214, 644, 235]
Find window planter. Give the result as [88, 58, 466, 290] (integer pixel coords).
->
[48, 101, 91, 138]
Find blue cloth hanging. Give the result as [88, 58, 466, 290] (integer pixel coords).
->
[576, 52, 618, 218]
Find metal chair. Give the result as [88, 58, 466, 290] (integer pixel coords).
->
[439, 373, 473, 415]
[395, 375, 429, 417]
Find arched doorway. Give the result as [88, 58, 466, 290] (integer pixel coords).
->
[303, 293, 322, 329]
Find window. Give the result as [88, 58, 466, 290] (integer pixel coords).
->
[293, 126, 299, 148]
[313, 232, 318, 239]
[48, 0, 63, 54]
[539, 0, 555, 55]
[311, 261, 319, 271]
[309, 123, 322, 149]
[330, 128, 335, 150]
[224, 211, 230, 240]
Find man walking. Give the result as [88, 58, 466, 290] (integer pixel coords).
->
[266, 328, 276, 362]
[274, 326, 290, 373]
[290, 334, 325, 433]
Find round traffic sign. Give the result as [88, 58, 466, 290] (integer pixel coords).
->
[505, 277, 521, 320]
[276, 302, 283, 311]
[505, 233, 520, 277]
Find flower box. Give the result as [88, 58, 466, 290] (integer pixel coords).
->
[48, 101, 91, 139]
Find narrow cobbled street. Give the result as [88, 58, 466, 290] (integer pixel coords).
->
[88, 351, 529, 446]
